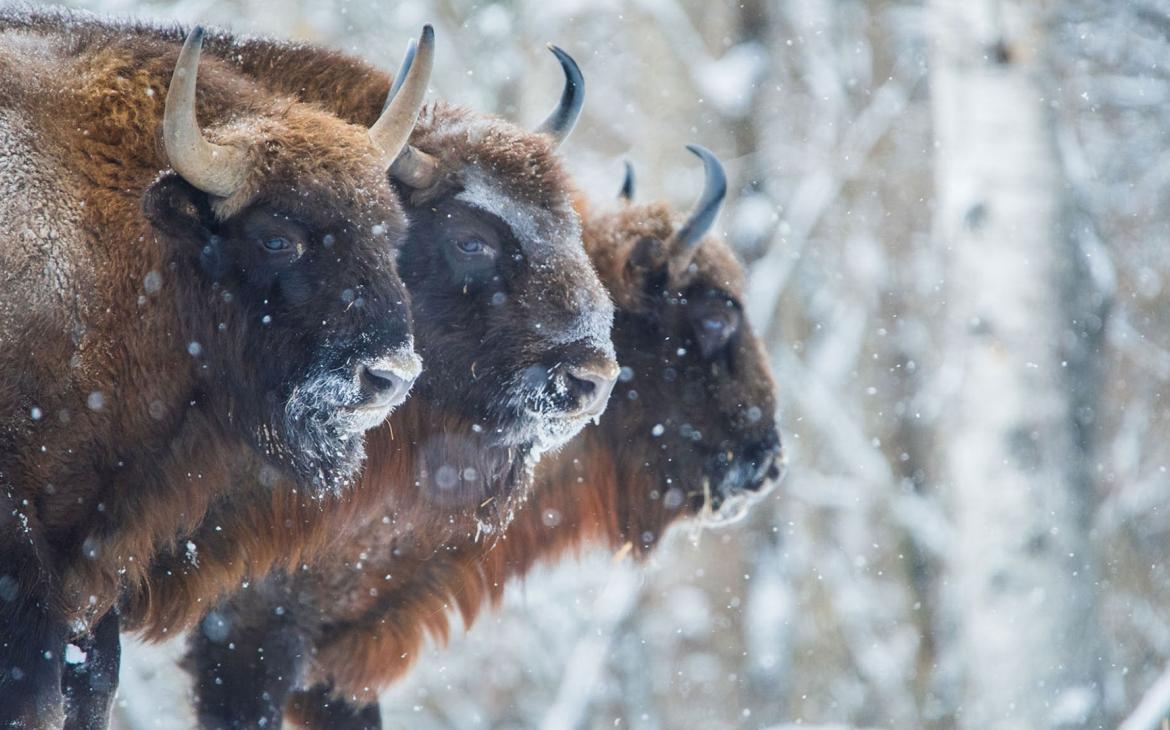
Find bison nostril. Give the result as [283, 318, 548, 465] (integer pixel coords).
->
[742, 436, 783, 491]
[359, 354, 421, 410]
[564, 361, 620, 420]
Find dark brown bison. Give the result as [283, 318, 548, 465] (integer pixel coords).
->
[0, 11, 432, 725]
[181, 149, 783, 729]
[118, 29, 616, 632]
[30, 26, 623, 730]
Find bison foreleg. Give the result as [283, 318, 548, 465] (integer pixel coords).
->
[185, 596, 308, 730]
[61, 609, 121, 730]
[0, 541, 67, 729]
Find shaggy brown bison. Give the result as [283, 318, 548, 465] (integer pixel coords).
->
[32, 27, 621, 730]
[184, 149, 783, 729]
[0, 11, 432, 726]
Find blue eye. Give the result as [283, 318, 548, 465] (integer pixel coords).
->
[262, 236, 290, 252]
[457, 238, 486, 255]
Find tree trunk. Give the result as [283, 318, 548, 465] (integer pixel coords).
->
[930, 1, 1103, 728]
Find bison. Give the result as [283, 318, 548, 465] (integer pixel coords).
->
[22, 23, 619, 729]
[0, 11, 432, 725]
[180, 148, 783, 729]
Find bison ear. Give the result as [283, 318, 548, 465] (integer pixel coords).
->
[143, 174, 228, 280]
[143, 174, 213, 240]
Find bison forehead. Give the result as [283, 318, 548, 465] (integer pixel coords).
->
[204, 113, 401, 222]
[454, 166, 583, 266]
[455, 166, 614, 347]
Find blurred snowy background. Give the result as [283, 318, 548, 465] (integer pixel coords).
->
[28, 0, 1170, 727]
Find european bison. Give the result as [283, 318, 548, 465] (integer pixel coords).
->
[0, 11, 431, 725]
[186, 149, 783, 729]
[38, 28, 620, 730]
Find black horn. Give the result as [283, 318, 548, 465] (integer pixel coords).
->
[535, 45, 584, 148]
[619, 160, 635, 201]
[669, 145, 727, 278]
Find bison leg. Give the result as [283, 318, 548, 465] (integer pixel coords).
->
[185, 600, 307, 730]
[0, 543, 67, 729]
[62, 609, 121, 730]
[285, 685, 382, 730]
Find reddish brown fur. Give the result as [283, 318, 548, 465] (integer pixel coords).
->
[276, 201, 780, 706]
[0, 8, 410, 618]
[122, 25, 613, 648]
[74, 24, 781, 724]
[165, 196, 780, 730]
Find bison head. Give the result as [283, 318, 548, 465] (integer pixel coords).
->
[380, 46, 618, 518]
[590, 148, 783, 549]
[143, 27, 434, 492]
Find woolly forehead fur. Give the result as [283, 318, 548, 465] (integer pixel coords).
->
[408, 103, 576, 211]
[200, 99, 405, 225]
[584, 200, 748, 304]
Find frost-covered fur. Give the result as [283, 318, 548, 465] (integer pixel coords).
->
[0, 8, 419, 725]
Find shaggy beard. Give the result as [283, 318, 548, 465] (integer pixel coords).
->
[414, 427, 536, 535]
[257, 366, 386, 494]
[692, 450, 787, 528]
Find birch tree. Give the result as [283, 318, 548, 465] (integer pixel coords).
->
[931, 1, 1104, 727]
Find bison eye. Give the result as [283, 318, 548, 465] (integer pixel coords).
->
[261, 236, 291, 253]
[456, 237, 487, 255]
[691, 306, 740, 359]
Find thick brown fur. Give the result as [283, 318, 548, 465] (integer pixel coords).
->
[117, 20, 616, 653]
[0, 8, 420, 724]
[57, 24, 785, 727]
[183, 195, 781, 730]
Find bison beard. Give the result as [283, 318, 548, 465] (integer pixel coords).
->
[0, 10, 430, 726]
[175, 157, 782, 728]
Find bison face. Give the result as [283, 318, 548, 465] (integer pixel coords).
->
[608, 232, 783, 542]
[400, 185, 617, 457]
[144, 175, 419, 493]
[585, 148, 783, 548]
[138, 25, 432, 492]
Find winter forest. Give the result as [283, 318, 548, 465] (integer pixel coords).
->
[7, 0, 1170, 728]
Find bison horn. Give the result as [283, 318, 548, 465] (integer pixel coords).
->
[535, 45, 583, 149]
[380, 28, 442, 189]
[371, 25, 437, 178]
[163, 27, 248, 198]
[619, 160, 635, 201]
[669, 145, 727, 277]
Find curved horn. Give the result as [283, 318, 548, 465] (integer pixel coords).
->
[163, 27, 248, 198]
[370, 25, 434, 165]
[535, 45, 583, 148]
[669, 145, 727, 276]
[618, 160, 635, 201]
